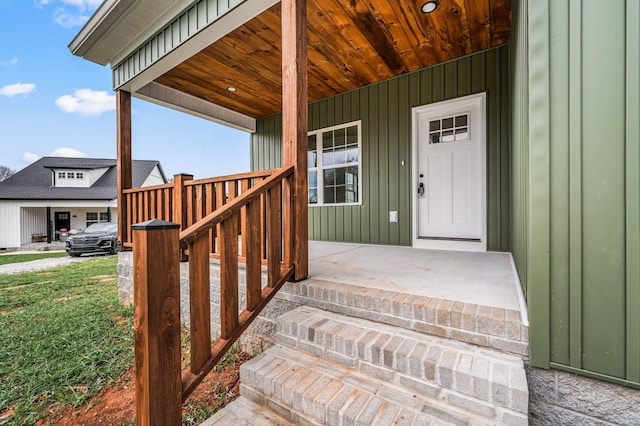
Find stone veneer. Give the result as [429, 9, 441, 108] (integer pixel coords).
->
[526, 364, 640, 426]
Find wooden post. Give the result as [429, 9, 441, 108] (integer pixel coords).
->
[173, 173, 194, 260]
[116, 90, 132, 247]
[282, 0, 309, 281]
[132, 219, 182, 426]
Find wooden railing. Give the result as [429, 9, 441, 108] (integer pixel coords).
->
[131, 166, 295, 425]
[121, 170, 274, 251]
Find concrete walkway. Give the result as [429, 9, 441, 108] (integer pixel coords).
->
[308, 242, 525, 313]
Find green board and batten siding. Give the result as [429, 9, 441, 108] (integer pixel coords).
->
[252, 45, 511, 250]
[512, 0, 640, 387]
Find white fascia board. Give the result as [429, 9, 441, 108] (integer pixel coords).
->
[70, 0, 196, 66]
[135, 82, 256, 133]
[119, 0, 278, 93]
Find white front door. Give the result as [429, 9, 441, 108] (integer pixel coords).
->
[413, 93, 486, 251]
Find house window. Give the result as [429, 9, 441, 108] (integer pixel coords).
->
[58, 172, 66, 179]
[100, 212, 110, 222]
[86, 212, 98, 227]
[76, 172, 84, 179]
[429, 114, 469, 144]
[67, 172, 75, 179]
[308, 121, 361, 206]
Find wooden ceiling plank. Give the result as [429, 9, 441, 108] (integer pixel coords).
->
[489, 0, 511, 46]
[307, 0, 386, 87]
[359, 0, 425, 72]
[463, 0, 492, 52]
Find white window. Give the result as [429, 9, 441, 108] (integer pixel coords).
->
[86, 212, 98, 227]
[58, 172, 66, 179]
[100, 212, 110, 222]
[429, 114, 469, 144]
[308, 121, 361, 206]
[76, 172, 84, 179]
[67, 172, 75, 179]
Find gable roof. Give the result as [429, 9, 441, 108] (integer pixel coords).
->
[0, 157, 166, 201]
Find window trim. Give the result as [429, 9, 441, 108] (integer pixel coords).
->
[308, 120, 362, 207]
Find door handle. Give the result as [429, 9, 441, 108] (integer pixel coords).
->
[418, 182, 425, 196]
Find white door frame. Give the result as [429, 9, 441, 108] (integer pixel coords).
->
[411, 93, 487, 252]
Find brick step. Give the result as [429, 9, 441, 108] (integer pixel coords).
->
[275, 306, 528, 422]
[241, 345, 502, 425]
[201, 395, 291, 426]
[279, 279, 528, 356]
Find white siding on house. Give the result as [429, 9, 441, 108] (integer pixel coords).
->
[141, 165, 167, 187]
[89, 168, 110, 185]
[21, 207, 47, 245]
[0, 202, 21, 249]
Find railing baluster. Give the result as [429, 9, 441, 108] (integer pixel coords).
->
[245, 198, 262, 311]
[215, 182, 225, 255]
[219, 214, 239, 339]
[205, 183, 215, 254]
[188, 232, 211, 373]
[240, 179, 250, 258]
[267, 184, 282, 288]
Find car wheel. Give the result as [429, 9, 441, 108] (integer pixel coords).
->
[69, 253, 81, 257]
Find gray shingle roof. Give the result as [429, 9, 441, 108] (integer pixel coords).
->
[0, 157, 166, 200]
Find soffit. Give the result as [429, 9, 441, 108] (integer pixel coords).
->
[154, 0, 511, 119]
[70, 0, 191, 65]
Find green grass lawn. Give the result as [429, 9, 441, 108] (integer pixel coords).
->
[0, 252, 69, 266]
[0, 256, 134, 425]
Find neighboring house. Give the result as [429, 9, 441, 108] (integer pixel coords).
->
[0, 157, 167, 249]
[70, 0, 639, 424]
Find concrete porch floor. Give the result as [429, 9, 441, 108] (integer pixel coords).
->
[307, 241, 526, 316]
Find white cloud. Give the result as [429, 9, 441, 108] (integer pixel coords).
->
[54, 8, 89, 27]
[0, 83, 36, 97]
[50, 147, 86, 158]
[38, 0, 101, 27]
[55, 89, 115, 116]
[0, 57, 18, 67]
[22, 148, 86, 164]
[23, 152, 41, 164]
[60, 0, 102, 8]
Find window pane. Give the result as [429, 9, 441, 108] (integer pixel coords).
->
[334, 128, 346, 147]
[100, 212, 109, 221]
[346, 147, 359, 163]
[455, 127, 468, 140]
[333, 149, 346, 165]
[323, 131, 333, 150]
[336, 168, 346, 185]
[429, 120, 440, 131]
[323, 151, 335, 166]
[324, 187, 335, 203]
[347, 126, 358, 144]
[442, 117, 454, 129]
[335, 186, 346, 203]
[324, 169, 335, 185]
[77, 172, 84, 179]
[455, 115, 468, 127]
[430, 133, 440, 144]
[442, 129, 454, 142]
[86, 212, 98, 221]
[308, 135, 317, 167]
[308, 171, 317, 187]
[309, 188, 318, 204]
[68, 172, 75, 179]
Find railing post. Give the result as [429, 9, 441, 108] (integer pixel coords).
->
[132, 219, 182, 426]
[116, 90, 132, 247]
[173, 173, 193, 260]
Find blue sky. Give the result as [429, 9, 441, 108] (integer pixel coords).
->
[0, 0, 250, 179]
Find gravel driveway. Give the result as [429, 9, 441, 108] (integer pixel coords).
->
[0, 254, 94, 275]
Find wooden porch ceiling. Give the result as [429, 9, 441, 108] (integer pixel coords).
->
[155, 0, 511, 119]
